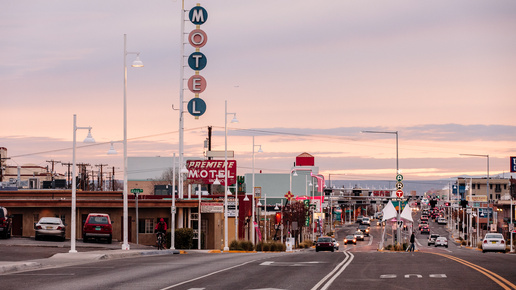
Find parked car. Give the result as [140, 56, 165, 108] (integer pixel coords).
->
[0, 207, 12, 239]
[316, 236, 334, 252]
[357, 224, 370, 236]
[420, 225, 430, 234]
[35, 217, 66, 241]
[332, 238, 339, 250]
[343, 235, 356, 245]
[428, 234, 439, 246]
[435, 237, 448, 248]
[354, 231, 365, 241]
[437, 217, 447, 225]
[482, 233, 506, 253]
[83, 213, 113, 244]
[361, 217, 371, 225]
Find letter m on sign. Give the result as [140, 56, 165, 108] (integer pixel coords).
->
[189, 6, 208, 25]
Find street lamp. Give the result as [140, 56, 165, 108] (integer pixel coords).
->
[460, 153, 490, 232]
[251, 135, 263, 245]
[361, 130, 401, 245]
[122, 34, 143, 250]
[224, 100, 238, 251]
[70, 114, 95, 253]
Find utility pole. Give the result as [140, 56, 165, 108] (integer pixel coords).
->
[61, 162, 73, 189]
[95, 164, 108, 191]
[46, 160, 61, 180]
[76, 163, 90, 191]
[111, 166, 116, 191]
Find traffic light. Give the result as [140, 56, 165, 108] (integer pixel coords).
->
[275, 212, 281, 224]
[461, 199, 468, 208]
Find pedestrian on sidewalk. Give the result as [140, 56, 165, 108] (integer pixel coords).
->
[407, 231, 415, 252]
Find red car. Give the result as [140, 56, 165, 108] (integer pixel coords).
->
[83, 213, 113, 243]
[0, 207, 12, 239]
[316, 236, 334, 252]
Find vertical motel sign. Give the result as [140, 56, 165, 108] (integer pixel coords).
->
[187, 5, 208, 118]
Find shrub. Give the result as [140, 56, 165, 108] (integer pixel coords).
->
[229, 240, 241, 250]
[175, 228, 194, 249]
[262, 243, 271, 252]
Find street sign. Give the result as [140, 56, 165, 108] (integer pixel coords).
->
[396, 190, 404, 198]
[187, 98, 206, 117]
[396, 174, 403, 182]
[130, 188, 143, 194]
[396, 182, 404, 190]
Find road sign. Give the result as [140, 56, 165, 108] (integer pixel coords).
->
[396, 174, 403, 182]
[396, 190, 404, 198]
[187, 98, 206, 117]
[396, 182, 404, 190]
[131, 188, 143, 194]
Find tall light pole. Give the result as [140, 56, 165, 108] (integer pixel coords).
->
[361, 130, 400, 245]
[251, 136, 262, 245]
[460, 153, 490, 232]
[123, 34, 143, 250]
[70, 114, 95, 253]
[224, 100, 238, 251]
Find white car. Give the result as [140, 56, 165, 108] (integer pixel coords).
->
[361, 217, 371, 225]
[437, 217, 447, 225]
[482, 233, 506, 253]
[434, 237, 448, 248]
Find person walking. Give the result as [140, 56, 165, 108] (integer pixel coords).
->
[408, 231, 416, 252]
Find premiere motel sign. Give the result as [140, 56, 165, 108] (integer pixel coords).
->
[187, 4, 208, 118]
[186, 160, 237, 185]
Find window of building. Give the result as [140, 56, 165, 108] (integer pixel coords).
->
[138, 218, 154, 234]
[495, 184, 501, 193]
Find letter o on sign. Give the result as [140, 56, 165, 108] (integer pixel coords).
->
[189, 29, 208, 48]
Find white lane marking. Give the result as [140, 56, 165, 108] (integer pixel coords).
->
[320, 252, 354, 290]
[380, 274, 396, 279]
[310, 251, 354, 290]
[367, 235, 373, 246]
[160, 259, 258, 290]
[260, 261, 274, 266]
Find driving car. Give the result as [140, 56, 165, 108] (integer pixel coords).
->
[357, 224, 370, 236]
[83, 213, 113, 243]
[361, 217, 371, 225]
[420, 225, 430, 234]
[0, 207, 12, 239]
[435, 237, 448, 248]
[35, 217, 66, 241]
[354, 230, 365, 241]
[332, 238, 339, 250]
[437, 217, 447, 225]
[343, 235, 356, 245]
[316, 236, 334, 252]
[356, 215, 364, 224]
[428, 234, 439, 246]
[482, 233, 506, 253]
[420, 215, 429, 221]
[419, 220, 428, 229]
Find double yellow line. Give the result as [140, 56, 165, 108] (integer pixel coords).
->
[433, 253, 516, 290]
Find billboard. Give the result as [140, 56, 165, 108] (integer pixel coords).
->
[511, 157, 516, 173]
[186, 160, 237, 185]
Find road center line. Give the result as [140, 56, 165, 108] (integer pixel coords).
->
[432, 253, 516, 290]
[311, 251, 353, 290]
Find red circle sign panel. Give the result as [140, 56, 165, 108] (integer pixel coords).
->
[189, 29, 208, 48]
[188, 75, 207, 94]
[396, 190, 404, 198]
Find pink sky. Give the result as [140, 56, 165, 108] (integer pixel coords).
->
[1, 0, 515, 181]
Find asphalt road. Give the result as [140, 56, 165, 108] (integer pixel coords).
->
[0, 215, 514, 290]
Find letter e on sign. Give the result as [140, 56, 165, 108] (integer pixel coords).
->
[188, 75, 207, 94]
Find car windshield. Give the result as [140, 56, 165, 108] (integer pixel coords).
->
[355, 231, 363, 235]
[486, 234, 502, 239]
[39, 218, 61, 224]
[431, 234, 439, 238]
[346, 235, 354, 239]
[318, 237, 331, 242]
[89, 216, 109, 224]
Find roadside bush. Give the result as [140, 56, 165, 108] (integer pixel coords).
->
[175, 228, 194, 249]
[299, 240, 313, 248]
[229, 240, 254, 251]
[229, 240, 241, 250]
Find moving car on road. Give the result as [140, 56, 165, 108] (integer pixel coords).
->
[357, 224, 370, 236]
[435, 237, 448, 248]
[354, 231, 365, 241]
[428, 234, 439, 246]
[332, 238, 339, 250]
[361, 217, 371, 225]
[420, 225, 430, 234]
[35, 217, 66, 241]
[316, 236, 334, 252]
[437, 217, 447, 225]
[344, 235, 356, 245]
[482, 233, 506, 253]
